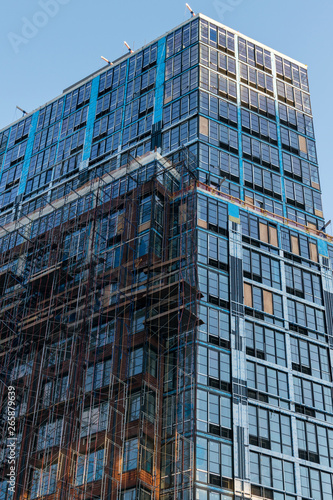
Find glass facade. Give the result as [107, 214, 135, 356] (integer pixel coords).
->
[0, 12, 333, 500]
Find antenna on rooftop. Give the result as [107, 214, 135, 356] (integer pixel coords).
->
[16, 106, 27, 116]
[101, 56, 113, 66]
[186, 3, 195, 16]
[124, 41, 133, 54]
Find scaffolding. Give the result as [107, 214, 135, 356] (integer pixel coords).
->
[0, 149, 200, 500]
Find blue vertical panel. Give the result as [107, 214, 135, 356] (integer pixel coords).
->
[317, 238, 328, 257]
[0, 127, 10, 182]
[275, 102, 287, 218]
[120, 60, 130, 150]
[237, 105, 244, 201]
[235, 34, 244, 201]
[18, 111, 39, 195]
[228, 203, 239, 220]
[153, 37, 166, 124]
[272, 57, 287, 218]
[82, 76, 100, 161]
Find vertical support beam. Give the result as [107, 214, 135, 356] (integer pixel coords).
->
[280, 254, 302, 498]
[229, 212, 251, 500]
[320, 255, 333, 349]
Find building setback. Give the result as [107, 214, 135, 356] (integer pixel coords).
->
[0, 12, 333, 500]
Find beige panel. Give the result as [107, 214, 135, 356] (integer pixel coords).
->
[291, 235, 299, 255]
[269, 226, 278, 247]
[199, 117, 209, 136]
[259, 222, 268, 243]
[263, 290, 273, 315]
[307, 222, 317, 231]
[311, 181, 320, 190]
[117, 213, 125, 234]
[244, 283, 252, 308]
[315, 209, 324, 218]
[245, 195, 253, 205]
[102, 285, 111, 308]
[229, 216, 240, 224]
[309, 242, 318, 262]
[179, 203, 187, 224]
[198, 219, 208, 229]
[138, 221, 151, 233]
[299, 135, 307, 154]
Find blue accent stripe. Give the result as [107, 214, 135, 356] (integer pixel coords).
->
[82, 76, 100, 161]
[237, 105, 244, 201]
[275, 101, 287, 218]
[18, 111, 39, 195]
[154, 37, 166, 124]
[0, 136, 9, 183]
[271, 55, 287, 219]
[120, 60, 130, 150]
[234, 34, 244, 201]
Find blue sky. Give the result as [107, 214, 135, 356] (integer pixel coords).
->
[1, 0, 332, 227]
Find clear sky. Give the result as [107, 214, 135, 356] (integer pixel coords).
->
[1, 0, 332, 228]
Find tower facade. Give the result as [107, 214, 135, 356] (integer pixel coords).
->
[0, 13, 333, 500]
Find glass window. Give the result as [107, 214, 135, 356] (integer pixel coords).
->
[31, 464, 58, 499]
[129, 348, 143, 376]
[123, 438, 138, 471]
[80, 402, 108, 437]
[122, 490, 136, 500]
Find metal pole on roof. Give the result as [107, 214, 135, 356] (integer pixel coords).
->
[124, 41, 133, 54]
[16, 106, 27, 116]
[320, 220, 331, 232]
[186, 3, 195, 16]
[101, 56, 113, 66]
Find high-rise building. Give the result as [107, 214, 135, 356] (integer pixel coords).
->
[0, 12, 333, 500]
